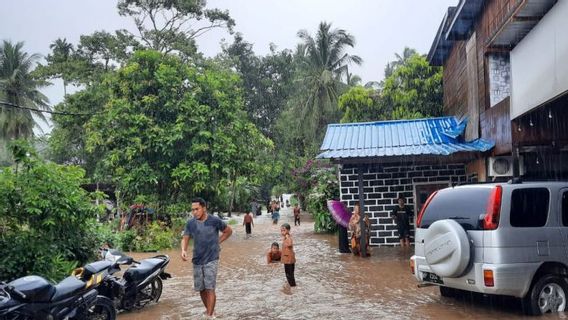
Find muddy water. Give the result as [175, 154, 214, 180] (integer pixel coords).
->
[118, 209, 567, 320]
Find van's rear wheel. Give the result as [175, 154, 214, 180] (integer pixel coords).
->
[524, 275, 568, 315]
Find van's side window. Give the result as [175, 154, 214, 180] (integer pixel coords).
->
[510, 188, 549, 227]
[562, 191, 568, 226]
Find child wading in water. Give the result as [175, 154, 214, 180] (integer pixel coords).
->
[266, 242, 282, 263]
[243, 211, 254, 239]
[280, 223, 296, 288]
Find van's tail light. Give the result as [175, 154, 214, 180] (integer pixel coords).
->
[410, 259, 415, 275]
[482, 185, 502, 230]
[484, 269, 494, 287]
[416, 191, 438, 228]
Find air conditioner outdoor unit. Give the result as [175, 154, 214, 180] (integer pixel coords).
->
[488, 156, 524, 177]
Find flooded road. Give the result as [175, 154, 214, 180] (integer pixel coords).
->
[118, 208, 567, 319]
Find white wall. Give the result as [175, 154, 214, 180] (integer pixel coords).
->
[510, 0, 568, 119]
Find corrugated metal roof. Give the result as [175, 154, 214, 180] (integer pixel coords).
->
[317, 117, 494, 159]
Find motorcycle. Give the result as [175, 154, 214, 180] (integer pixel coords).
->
[0, 272, 116, 320]
[90, 248, 171, 311]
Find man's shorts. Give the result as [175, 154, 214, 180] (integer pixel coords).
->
[193, 259, 219, 291]
[398, 226, 410, 239]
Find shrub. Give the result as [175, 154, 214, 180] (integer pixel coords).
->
[0, 142, 99, 282]
[132, 222, 176, 252]
[306, 167, 339, 233]
[117, 229, 137, 252]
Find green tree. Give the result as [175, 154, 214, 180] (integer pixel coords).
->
[48, 81, 109, 177]
[220, 34, 295, 139]
[381, 53, 442, 119]
[117, 0, 234, 58]
[384, 47, 418, 78]
[0, 41, 50, 141]
[85, 51, 272, 211]
[48, 38, 74, 95]
[292, 159, 338, 232]
[338, 86, 382, 123]
[345, 71, 362, 87]
[293, 22, 362, 148]
[36, 31, 139, 89]
[76, 30, 139, 72]
[0, 141, 100, 281]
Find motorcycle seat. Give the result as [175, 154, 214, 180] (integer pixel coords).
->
[9, 275, 55, 302]
[51, 276, 85, 302]
[82, 260, 112, 279]
[124, 258, 165, 282]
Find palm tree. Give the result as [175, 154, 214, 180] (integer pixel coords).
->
[49, 38, 74, 95]
[295, 22, 362, 143]
[384, 47, 418, 78]
[0, 40, 50, 141]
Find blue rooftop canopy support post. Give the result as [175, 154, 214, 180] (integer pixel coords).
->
[357, 165, 367, 257]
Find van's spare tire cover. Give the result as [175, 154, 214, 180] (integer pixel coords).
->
[424, 219, 470, 278]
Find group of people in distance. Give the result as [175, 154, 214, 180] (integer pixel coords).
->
[348, 195, 413, 257]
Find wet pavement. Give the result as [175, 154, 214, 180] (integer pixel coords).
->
[118, 208, 567, 319]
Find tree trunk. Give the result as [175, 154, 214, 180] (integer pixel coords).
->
[228, 174, 237, 218]
[95, 182, 100, 221]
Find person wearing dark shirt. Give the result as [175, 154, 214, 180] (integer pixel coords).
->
[181, 197, 233, 318]
[391, 195, 413, 247]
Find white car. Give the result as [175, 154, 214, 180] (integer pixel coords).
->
[411, 181, 568, 315]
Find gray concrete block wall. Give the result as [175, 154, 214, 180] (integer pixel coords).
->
[339, 163, 467, 246]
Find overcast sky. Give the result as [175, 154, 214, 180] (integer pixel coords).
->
[1, 0, 456, 132]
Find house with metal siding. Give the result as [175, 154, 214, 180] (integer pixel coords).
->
[429, 0, 568, 180]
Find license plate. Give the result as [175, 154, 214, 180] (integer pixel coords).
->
[422, 272, 444, 284]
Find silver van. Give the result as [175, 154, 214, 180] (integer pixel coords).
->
[410, 181, 568, 315]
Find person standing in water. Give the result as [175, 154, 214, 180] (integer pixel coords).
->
[243, 211, 254, 239]
[271, 201, 280, 225]
[280, 223, 296, 288]
[348, 203, 371, 256]
[293, 204, 301, 226]
[391, 195, 413, 247]
[181, 198, 233, 318]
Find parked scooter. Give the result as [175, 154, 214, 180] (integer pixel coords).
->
[0, 273, 116, 320]
[92, 248, 171, 311]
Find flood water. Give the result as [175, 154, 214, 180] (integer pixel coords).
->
[118, 208, 567, 320]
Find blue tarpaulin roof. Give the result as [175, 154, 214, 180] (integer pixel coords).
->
[317, 116, 494, 160]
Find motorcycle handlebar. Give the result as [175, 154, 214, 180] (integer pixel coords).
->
[3, 285, 27, 300]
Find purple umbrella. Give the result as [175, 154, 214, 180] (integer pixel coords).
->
[327, 200, 351, 228]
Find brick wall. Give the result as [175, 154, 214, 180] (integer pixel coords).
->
[339, 163, 467, 246]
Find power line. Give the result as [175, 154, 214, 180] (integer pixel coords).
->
[0, 101, 98, 116]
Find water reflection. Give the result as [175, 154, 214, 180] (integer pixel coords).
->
[117, 209, 566, 319]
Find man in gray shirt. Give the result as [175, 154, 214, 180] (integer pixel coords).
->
[181, 197, 232, 318]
